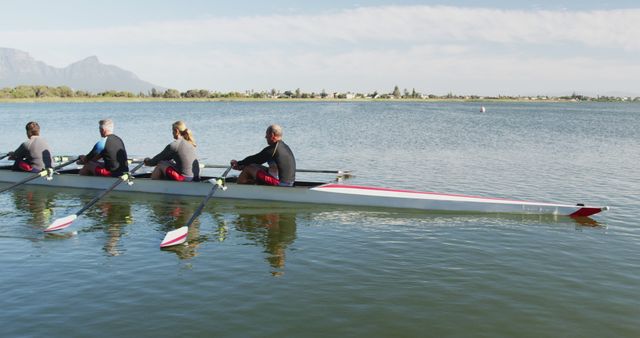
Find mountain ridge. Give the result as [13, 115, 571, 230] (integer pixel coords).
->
[0, 47, 164, 93]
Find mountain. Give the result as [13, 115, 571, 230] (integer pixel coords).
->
[0, 47, 164, 93]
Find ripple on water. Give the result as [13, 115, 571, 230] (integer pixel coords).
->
[0, 101, 639, 337]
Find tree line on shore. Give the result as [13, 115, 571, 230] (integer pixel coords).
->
[1, 85, 638, 102]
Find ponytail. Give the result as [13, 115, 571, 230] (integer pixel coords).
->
[172, 120, 197, 147]
[181, 128, 196, 147]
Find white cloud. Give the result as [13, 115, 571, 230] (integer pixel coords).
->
[114, 45, 639, 96]
[4, 6, 639, 48]
[3, 5, 640, 94]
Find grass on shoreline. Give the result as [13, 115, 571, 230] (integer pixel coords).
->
[0, 97, 623, 104]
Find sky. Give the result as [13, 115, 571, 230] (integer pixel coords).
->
[1, 0, 639, 96]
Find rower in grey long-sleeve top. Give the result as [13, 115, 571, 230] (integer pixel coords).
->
[144, 121, 200, 181]
[9, 121, 53, 172]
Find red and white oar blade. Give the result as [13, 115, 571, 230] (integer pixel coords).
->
[160, 226, 188, 248]
[44, 214, 78, 232]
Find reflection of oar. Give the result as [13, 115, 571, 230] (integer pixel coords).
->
[161, 166, 232, 248]
[44, 162, 145, 232]
[0, 157, 78, 194]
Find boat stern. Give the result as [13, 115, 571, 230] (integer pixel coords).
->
[569, 205, 609, 217]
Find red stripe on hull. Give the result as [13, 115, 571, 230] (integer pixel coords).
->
[570, 208, 602, 217]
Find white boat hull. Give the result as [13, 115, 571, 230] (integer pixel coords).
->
[0, 169, 607, 217]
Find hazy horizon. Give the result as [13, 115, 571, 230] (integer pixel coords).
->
[1, 1, 639, 96]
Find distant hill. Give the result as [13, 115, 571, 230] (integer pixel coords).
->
[0, 47, 164, 93]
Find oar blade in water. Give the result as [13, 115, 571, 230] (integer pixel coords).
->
[44, 214, 78, 232]
[160, 226, 188, 248]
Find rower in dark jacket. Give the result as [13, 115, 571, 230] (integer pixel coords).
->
[78, 119, 129, 177]
[231, 124, 296, 186]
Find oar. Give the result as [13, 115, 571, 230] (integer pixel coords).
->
[54, 155, 146, 164]
[160, 166, 232, 248]
[44, 162, 145, 232]
[0, 153, 9, 160]
[0, 157, 78, 194]
[200, 164, 352, 177]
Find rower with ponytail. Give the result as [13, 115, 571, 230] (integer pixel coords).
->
[174, 120, 196, 147]
[144, 120, 200, 181]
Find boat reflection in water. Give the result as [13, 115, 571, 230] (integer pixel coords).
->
[6, 187, 75, 242]
[6, 188, 81, 242]
[5, 186, 604, 263]
[151, 197, 204, 260]
[10, 189, 56, 228]
[154, 197, 298, 270]
[232, 211, 297, 276]
[83, 200, 133, 256]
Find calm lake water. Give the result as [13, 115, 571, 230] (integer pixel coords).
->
[0, 101, 638, 337]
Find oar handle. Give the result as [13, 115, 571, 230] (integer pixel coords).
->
[220, 166, 233, 178]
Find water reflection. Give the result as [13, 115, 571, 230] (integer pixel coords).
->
[232, 211, 297, 276]
[10, 189, 56, 228]
[571, 216, 602, 228]
[150, 197, 206, 259]
[83, 200, 133, 256]
[150, 196, 299, 267]
[306, 207, 605, 230]
[4, 186, 604, 261]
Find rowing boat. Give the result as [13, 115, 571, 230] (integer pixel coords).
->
[0, 167, 608, 217]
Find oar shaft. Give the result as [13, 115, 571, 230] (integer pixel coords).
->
[182, 166, 233, 229]
[44, 161, 145, 233]
[54, 155, 146, 163]
[0, 172, 45, 194]
[0, 157, 78, 194]
[201, 164, 351, 175]
[74, 162, 145, 217]
[160, 166, 232, 247]
[74, 176, 125, 216]
[53, 157, 80, 170]
[182, 184, 221, 228]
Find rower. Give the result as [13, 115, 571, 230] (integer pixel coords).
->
[78, 119, 129, 177]
[230, 124, 296, 187]
[8, 121, 53, 172]
[144, 121, 200, 181]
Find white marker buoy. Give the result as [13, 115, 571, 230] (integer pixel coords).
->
[480, 106, 486, 113]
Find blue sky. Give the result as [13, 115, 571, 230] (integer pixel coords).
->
[1, 1, 639, 95]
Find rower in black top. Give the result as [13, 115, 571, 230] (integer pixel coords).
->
[78, 119, 129, 177]
[231, 124, 296, 186]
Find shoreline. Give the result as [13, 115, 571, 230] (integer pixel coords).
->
[0, 97, 636, 104]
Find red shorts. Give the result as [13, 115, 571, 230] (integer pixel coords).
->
[94, 165, 113, 177]
[165, 166, 185, 182]
[256, 169, 280, 186]
[17, 160, 35, 172]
